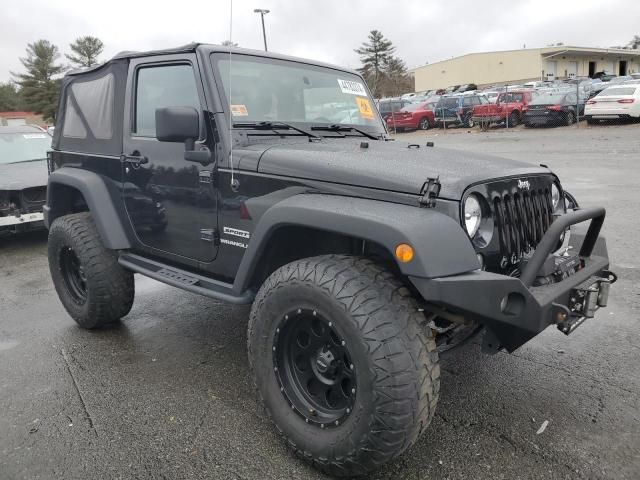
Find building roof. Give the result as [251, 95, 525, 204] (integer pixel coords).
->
[410, 46, 640, 72]
[0, 111, 36, 118]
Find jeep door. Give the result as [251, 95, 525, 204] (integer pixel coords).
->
[122, 54, 218, 264]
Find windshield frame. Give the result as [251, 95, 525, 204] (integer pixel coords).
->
[209, 52, 387, 137]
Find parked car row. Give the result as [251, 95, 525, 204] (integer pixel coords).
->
[382, 78, 640, 131]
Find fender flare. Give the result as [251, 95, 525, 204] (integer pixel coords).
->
[232, 194, 480, 293]
[45, 168, 132, 250]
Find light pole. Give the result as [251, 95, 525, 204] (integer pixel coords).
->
[253, 8, 270, 51]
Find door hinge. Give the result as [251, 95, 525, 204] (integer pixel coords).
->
[419, 177, 441, 208]
[199, 170, 212, 184]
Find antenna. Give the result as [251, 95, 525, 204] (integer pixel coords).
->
[228, 0, 239, 192]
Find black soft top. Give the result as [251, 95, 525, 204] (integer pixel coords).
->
[54, 43, 360, 156]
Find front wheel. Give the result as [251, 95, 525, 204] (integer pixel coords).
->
[248, 255, 440, 477]
[508, 111, 520, 127]
[464, 114, 475, 128]
[48, 212, 134, 329]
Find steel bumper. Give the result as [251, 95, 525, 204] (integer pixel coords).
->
[410, 208, 614, 352]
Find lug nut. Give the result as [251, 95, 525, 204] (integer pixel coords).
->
[312, 310, 317, 316]
[341, 341, 346, 346]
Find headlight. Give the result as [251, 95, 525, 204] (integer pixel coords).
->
[464, 194, 482, 238]
[551, 183, 561, 210]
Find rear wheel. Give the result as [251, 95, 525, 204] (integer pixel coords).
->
[248, 255, 439, 476]
[48, 212, 134, 329]
[418, 117, 431, 130]
[565, 111, 576, 125]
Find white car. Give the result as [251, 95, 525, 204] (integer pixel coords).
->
[585, 85, 640, 123]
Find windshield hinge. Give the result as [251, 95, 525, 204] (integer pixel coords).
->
[419, 177, 441, 208]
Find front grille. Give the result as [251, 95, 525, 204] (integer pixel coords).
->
[493, 187, 554, 261]
[20, 187, 47, 213]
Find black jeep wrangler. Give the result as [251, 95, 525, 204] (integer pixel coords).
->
[45, 43, 615, 477]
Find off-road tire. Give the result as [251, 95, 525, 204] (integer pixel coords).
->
[48, 212, 134, 329]
[248, 255, 440, 477]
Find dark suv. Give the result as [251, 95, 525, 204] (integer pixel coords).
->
[45, 43, 615, 477]
[434, 92, 489, 127]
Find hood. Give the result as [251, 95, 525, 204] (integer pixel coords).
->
[0, 160, 48, 190]
[254, 139, 551, 199]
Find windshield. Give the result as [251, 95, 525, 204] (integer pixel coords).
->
[214, 55, 385, 132]
[0, 132, 50, 164]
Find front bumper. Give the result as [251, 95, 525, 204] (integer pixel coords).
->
[0, 211, 45, 228]
[472, 115, 505, 123]
[411, 208, 615, 352]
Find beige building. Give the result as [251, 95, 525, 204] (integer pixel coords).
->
[410, 46, 640, 91]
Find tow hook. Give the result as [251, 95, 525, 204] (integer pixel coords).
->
[555, 270, 617, 335]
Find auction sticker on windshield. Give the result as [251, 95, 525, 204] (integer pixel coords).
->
[231, 104, 249, 116]
[355, 97, 374, 119]
[23, 134, 47, 139]
[337, 79, 367, 96]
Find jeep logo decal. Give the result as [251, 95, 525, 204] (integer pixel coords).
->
[517, 179, 531, 190]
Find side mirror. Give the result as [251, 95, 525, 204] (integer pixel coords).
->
[155, 107, 211, 166]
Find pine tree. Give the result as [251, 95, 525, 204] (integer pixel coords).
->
[0, 82, 23, 111]
[628, 35, 640, 49]
[383, 56, 413, 97]
[12, 40, 65, 121]
[221, 40, 239, 47]
[355, 30, 395, 98]
[66, 36, 104, 68]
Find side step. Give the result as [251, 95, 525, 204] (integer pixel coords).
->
[118, 253, 254, 305]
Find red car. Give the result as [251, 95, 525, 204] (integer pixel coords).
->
[385, 100, 436, 131]
[471, 90, 536, 129]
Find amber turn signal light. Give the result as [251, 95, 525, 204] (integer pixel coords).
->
[395, 244, 414, 263]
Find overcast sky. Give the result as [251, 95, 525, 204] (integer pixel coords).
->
[2, 0, 639, 82]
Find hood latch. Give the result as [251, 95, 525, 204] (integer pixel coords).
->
[419, 177, 441, 208]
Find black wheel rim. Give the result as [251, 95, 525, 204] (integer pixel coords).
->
[273, 308, 356, 428]
[60, 246, 87, 304]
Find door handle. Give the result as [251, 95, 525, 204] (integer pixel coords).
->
[120, 152, 149, 167]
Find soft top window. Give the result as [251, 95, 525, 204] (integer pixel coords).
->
[62, 73, 114, 140]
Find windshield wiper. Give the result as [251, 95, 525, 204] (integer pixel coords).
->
[8, 157, 48, 164]
[310, 124, 379, 140]
[233, 121, 321, 140]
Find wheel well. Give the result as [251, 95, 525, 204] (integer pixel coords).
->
[247, 226, 395, 289]
[48, 183, 89, 224]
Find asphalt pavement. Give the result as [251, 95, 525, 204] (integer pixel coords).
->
[1, 122, 639, 479]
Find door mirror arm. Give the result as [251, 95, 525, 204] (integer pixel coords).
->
[184, 138, 212, 166]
